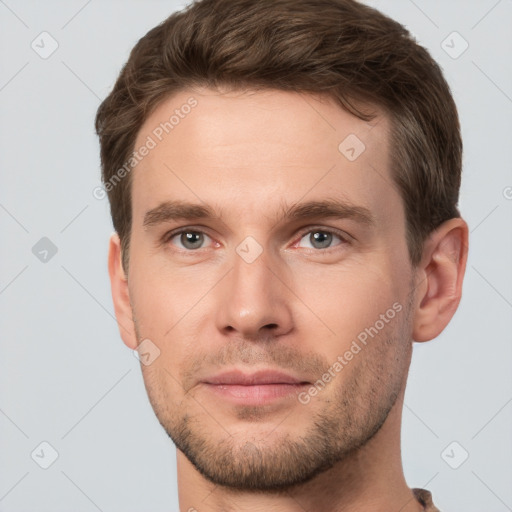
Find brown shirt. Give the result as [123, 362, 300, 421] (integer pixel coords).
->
[413, 488, 440, 511]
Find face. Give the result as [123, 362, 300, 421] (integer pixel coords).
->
[123, 87, 416, 490]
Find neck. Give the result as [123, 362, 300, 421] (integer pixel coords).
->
[176, 388, 423, 512]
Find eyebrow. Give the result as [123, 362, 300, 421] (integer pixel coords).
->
[142, 198, 375, 229]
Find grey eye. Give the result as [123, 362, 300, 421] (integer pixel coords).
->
[298, 230, 343, 250]
[170, 231, 210, 250]
[309, 231, 333, 249]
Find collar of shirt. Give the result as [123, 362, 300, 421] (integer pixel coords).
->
[412, 488, 440, 511]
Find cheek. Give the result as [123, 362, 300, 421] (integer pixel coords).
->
[129, 260, 209, 374]
[129, 254, 201, 334]
[291, 256, 406, 348]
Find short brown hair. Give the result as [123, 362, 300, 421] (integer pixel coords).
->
[95, 0, 462, 273]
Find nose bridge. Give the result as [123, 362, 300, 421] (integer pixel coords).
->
[214, 241, 293, 337]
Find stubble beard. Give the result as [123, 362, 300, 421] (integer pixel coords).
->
[134, 296, 413, 492]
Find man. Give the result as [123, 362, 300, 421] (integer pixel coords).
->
[95, 0, 468, 510]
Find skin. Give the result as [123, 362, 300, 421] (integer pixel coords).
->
[108, 87, 468, 512]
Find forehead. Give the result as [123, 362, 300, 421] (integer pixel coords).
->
[130, 87, 399, 227]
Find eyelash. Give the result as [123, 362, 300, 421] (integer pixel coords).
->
[162, 226, 351, 253]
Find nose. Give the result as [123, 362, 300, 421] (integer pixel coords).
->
[214, 245, 294, 340]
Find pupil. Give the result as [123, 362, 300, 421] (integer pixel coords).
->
[311, 231, 331, 248]
[182, 232, 203, 249]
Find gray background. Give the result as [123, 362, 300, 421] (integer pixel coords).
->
[1, 0, 511, 510]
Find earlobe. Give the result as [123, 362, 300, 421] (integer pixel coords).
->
[412, 218, 469, 342]
[108, 233, 138, 350]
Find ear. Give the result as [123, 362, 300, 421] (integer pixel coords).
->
[412, 217, 469, 342]
[108, 232, 138, 350]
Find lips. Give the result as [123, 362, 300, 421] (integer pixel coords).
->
[200, 369, 310, 405]
[202, 369, 308, 386]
